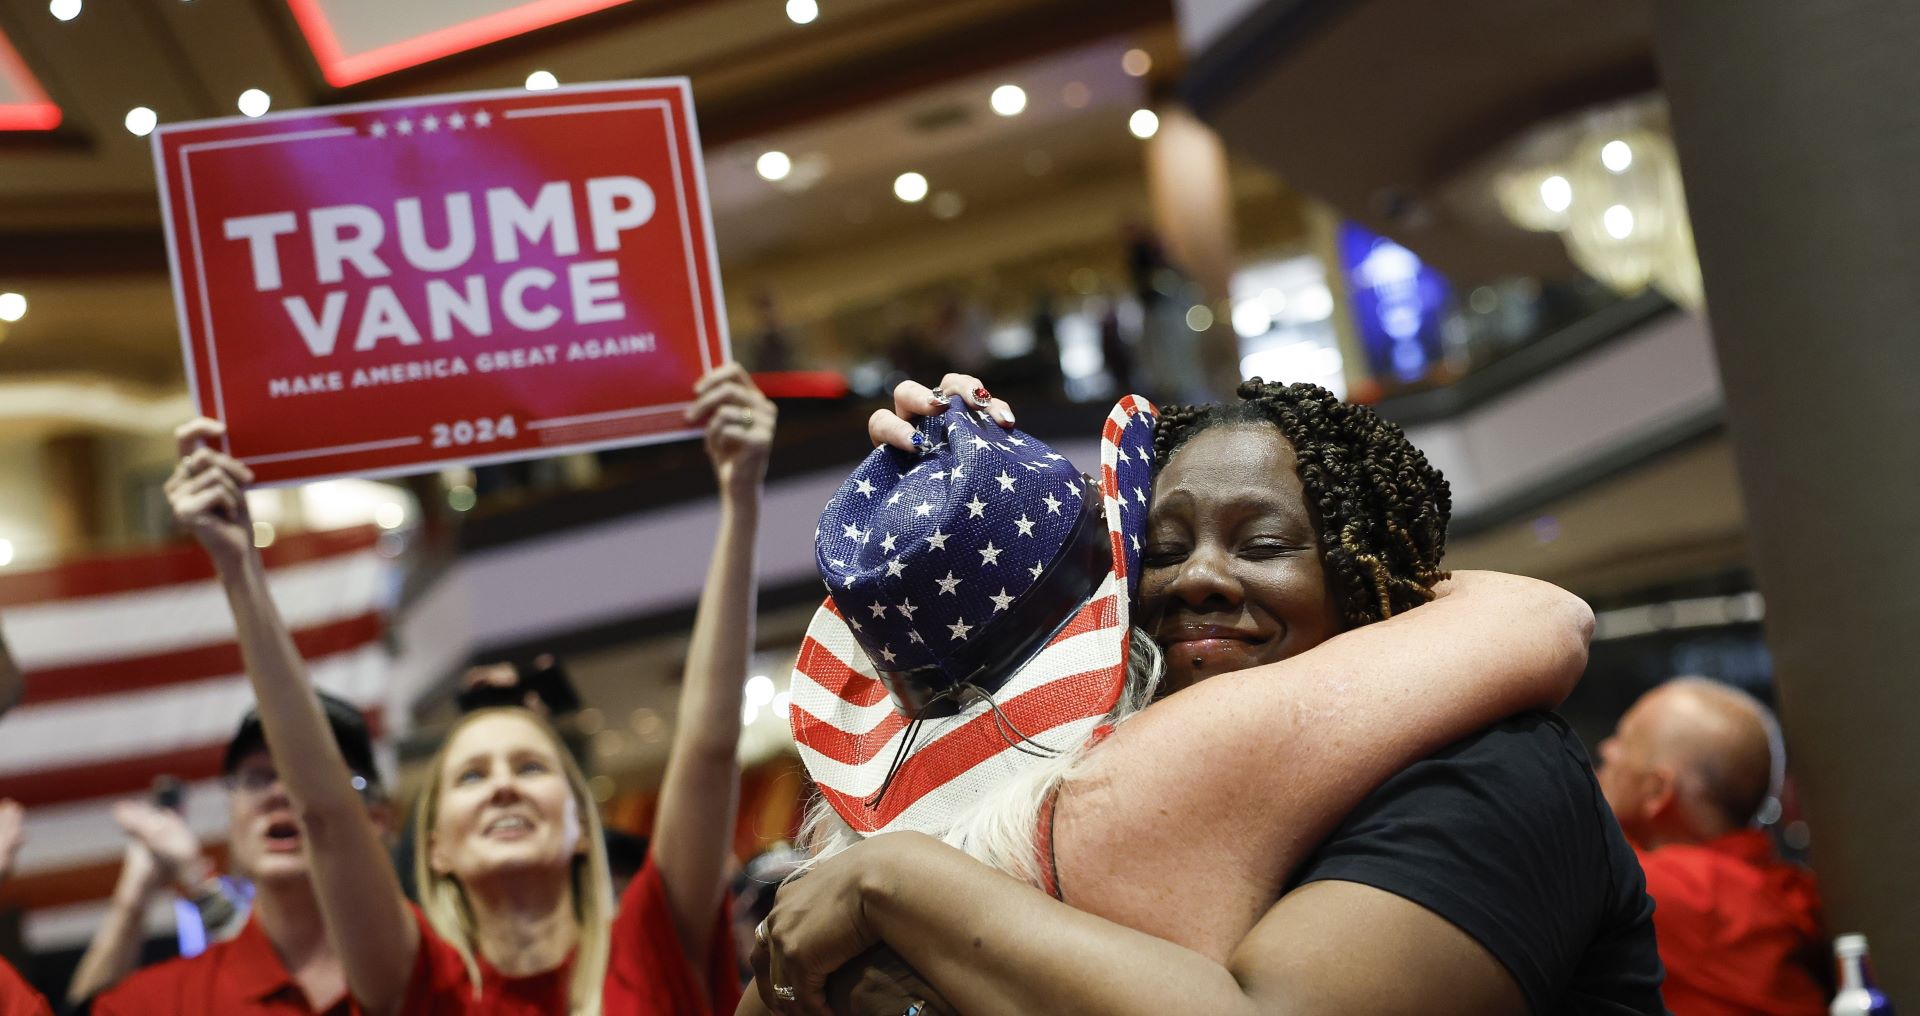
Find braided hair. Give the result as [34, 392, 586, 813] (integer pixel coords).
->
[1153, 378, 1451, 628]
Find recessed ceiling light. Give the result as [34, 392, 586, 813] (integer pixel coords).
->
[237, 89, 271, 117]
[526, 70, 559, 91]
[0, 293, 24, 322]
[893, 172, 928, 203]
[1128, 108, 1159, 139]
[786, 0, 818, 24]
[49, 0, 81, 22]
[124, 107, 158, 137]
[756, 151, 792, 181]
[989, 84, 1027, 117]
[1122, 48, 1152, 77]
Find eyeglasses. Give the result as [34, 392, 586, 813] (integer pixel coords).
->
[226, 768, 381, 801]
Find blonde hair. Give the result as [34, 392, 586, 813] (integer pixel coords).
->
[799, 627, 1164, 887]
[413, 708, 614, 1016]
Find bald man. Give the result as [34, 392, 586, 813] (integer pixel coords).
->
[1596, 678, 1828, 1016]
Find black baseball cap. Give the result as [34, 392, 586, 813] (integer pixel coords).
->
[223, 690, 383, 791]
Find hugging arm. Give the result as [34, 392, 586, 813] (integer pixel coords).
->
[165, 420, 419, 1016]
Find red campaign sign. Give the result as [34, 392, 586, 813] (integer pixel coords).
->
[152, 79, 729, 485]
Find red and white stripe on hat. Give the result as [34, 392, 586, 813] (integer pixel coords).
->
[0, 527, 390, 949]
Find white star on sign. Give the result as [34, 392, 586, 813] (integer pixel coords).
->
[989, 588, 1015, 612]
[886, 559, 907, 577]
[368, 121, 388, 137]
[1014, 515, 1036, 537]
[880, 532, 898, 553]
[1042, 492, 1063, 515]
[448, 111, 467, 130]
[473, 109, 492, 127]
[396, 117, 414, 135]
[854, 478, 876, 498]
[979, 542, 1002, 565]
[842, 523, 862, 540]
[1028, 560, 1045, 579]
[925, 530, 950, 550]
[423, 114, 440, 132]
[880, 645, 896, 663]
[965, 497, 987, 518]
[995, 471, 1016, 492]
[935, 572, 962, 595]
[896, 598, 918, 619]
[870, 602, 889, 618]
[948, 619, 974, 640]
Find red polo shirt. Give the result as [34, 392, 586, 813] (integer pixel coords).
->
[0, 958, 51, 1016]
[1638, 829, 1828, 1016]
[398, 854, 739, 1015]
[92, 914, 359, 1016]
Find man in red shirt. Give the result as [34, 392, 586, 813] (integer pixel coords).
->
[1596, 677, 1829, 1016]
[88, 694, 393, 1015]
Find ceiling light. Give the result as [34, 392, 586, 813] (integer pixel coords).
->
[989, 84, 1027, 117]
[0, 293, 24, 322]
[756, 150, 792, 181]
[374, 502, 406, 529]
[124, 107, 158, 137]
[893, 172, 928, 203]
[1185, 305, 1214, 332]
[930, 191, 964, 219]
[525, 70, 559, 91]
[49, 0, 80, 21]
[1539, 174, 1573, 213]
[1122, 48, 1152, 77]
[1603, 204, 1635, 239]
[237, 89, 271, 118]
[1128, 108, 1159, 139]
[0, 538, 12, 567]
[786, 0, 818, 24]
[1601, 139, 1633, 173]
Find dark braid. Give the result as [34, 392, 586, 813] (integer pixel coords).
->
[1152, 378, 1451, 629]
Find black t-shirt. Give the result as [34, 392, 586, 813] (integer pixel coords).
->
[1286, 712, 1668, 1015]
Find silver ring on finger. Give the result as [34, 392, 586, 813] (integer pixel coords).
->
[772, 984, 797, 1002]
[754, 918, 768, 945]
[738, 407, 754, 430]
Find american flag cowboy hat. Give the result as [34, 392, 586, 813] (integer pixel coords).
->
[790, 395, 1158, 835]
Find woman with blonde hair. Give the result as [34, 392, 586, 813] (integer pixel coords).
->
[166, 363, 775, 1015]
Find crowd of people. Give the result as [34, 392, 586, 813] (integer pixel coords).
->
[0, 364, 1838, 1015]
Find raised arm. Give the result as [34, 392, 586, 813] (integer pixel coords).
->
[650, 363, 775, 971]
[164, 421, 418, 1015]
[66, 802, 223, 1004]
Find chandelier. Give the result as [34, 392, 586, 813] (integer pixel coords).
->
[1494, 96, 1703, 312]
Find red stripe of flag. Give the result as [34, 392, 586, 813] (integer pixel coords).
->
[21, 611, 383, 707]
[0, 526, 379, 607]
[794, 635, 891, 708]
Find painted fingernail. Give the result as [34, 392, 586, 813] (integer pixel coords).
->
[910, 432, 925, 450]
[930, 393, 950, 407]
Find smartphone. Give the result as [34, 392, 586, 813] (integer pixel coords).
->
[152, 774, 186, 813]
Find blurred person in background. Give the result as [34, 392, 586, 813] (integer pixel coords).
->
[745, 376, 1659, 1015]
[1598, 677, 1829, 1016]
[0, 800, 52, 1016]
[66, 796, 243, 1006]
[84, 694, 393, 1015]
[163, 363, 772, 1015]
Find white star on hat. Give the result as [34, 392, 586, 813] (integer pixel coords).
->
[896, 598, 918, 619]
[886, 559, 907, 577]
[1014, 515, 1036, 537]
[935, 572, 962, 595]
[842, 523, 862, 540]
[989, 588, 1015, 612]
[870, 603, 889, 618]
[948, 619, 974, 640]
[979, 542, 1002, 565]
[880, 532, 898, 553]
[854, 478, 876, 498]
[996, 471, 1017, 492]
[913, 502, 935, 517]
[926, 530, 950, 550]
[880, 645, 896, 663]
[1042, 492, 1063, 515]
[1028, 560, 1045, 579]
[966, 497, 987, 518]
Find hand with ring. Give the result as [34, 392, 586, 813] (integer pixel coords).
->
[748, 835, 924, 1014]
[866, 372, 1016, 454]
[687, 362, 777, 499]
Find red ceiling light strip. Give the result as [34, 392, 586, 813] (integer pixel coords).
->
[285, 0, 634, 88]
[0, 27, 59, 131]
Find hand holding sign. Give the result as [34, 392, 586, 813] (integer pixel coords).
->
[688, 363, 777, 499]
[164, 418, 256, 566]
